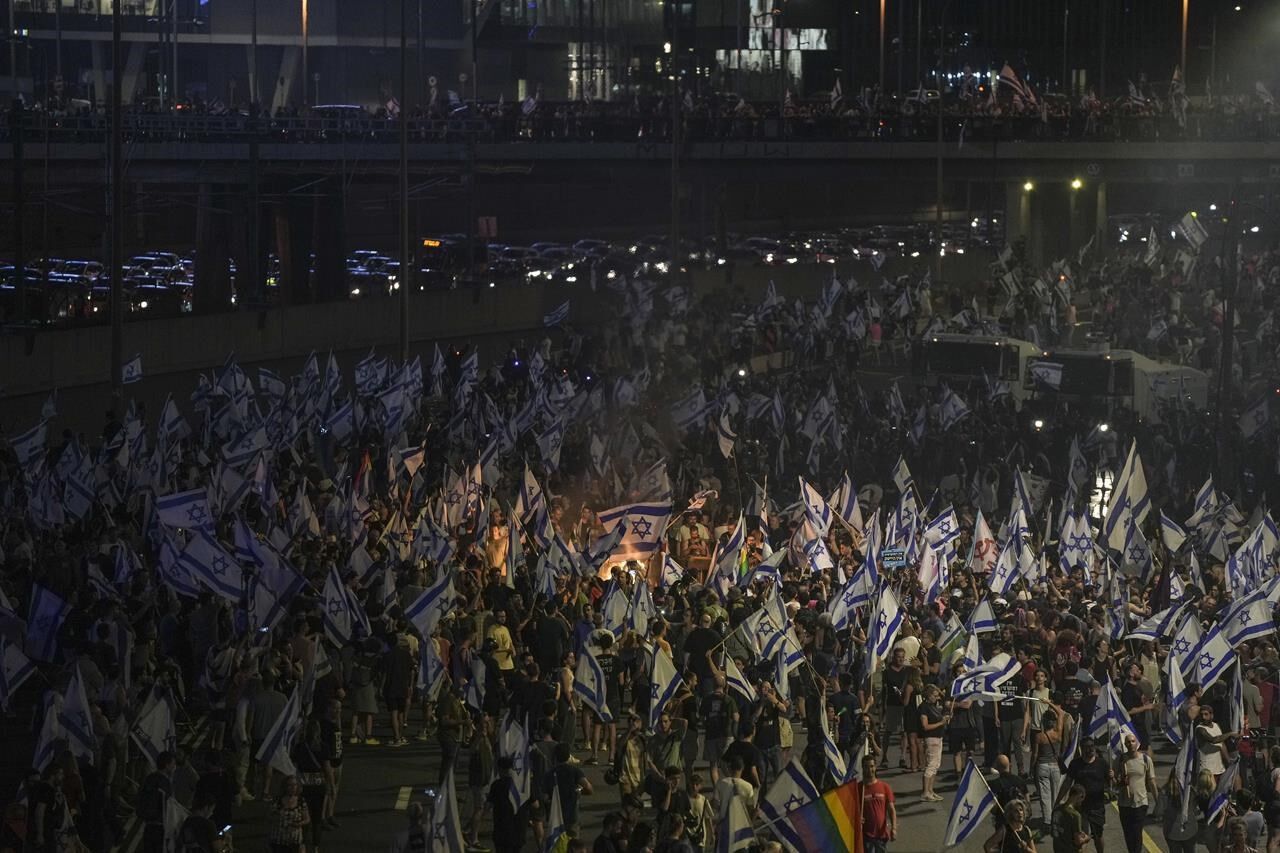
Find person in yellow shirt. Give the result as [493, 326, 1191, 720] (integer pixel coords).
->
[487, 609, 516, 671]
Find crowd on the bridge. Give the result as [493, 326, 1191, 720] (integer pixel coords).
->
[10, 73, 1280, 145]
[4, 220, 1280, 853]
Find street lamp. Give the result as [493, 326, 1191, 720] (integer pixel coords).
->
[1023, 181, 1035, 192]
[1071, 178, 1083, 190]
[301, 0, 309, 106]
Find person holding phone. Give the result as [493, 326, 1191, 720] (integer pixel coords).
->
[918, 685, 949, 802]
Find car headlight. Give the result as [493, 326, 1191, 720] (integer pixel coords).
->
[566, 275, 577, 283]
[717, 258, 726, 266]
[350, 288, 361, 296]
[765, 253, 774, 263]
[785, 257, 798, 264]
[139, 300, 149, 309]
[606, 270, 617, 279]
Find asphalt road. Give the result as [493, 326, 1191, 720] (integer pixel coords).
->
[153, 724, 1182, 853]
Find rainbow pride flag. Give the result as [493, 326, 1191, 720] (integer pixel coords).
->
[784, 779, 863, 853]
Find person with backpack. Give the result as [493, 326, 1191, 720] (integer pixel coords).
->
[137, 751, 176, 853]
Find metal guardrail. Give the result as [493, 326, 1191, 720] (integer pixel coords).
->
[1, 109, 1279, 145]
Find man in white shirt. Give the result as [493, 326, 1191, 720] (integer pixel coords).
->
[1194, 703, 1235, 780]
[712, 754, 756, 822]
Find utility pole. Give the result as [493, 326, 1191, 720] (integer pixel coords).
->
[250, 0, 258, 106]
[11, 99, 25, 328]
[1216, 193, 1239, 479]
[935, 0, 952, 286]
[669, 0, 680, 277]
[398, 0, 411, 362]
[110, 0, 124, 406]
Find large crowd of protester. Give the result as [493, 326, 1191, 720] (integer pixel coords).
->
[1, 226, 1280, 853]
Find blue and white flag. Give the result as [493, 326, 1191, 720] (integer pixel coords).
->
[129, 689, 176, 768]
[179, 530, 243, 603]
[255, 686, 303, 777]
[121, 353, 143, 384]
[866, 586, 904, 671]
[59, 664, 97, 764]
[1127, 603, 1188, 642]
[628, 579, 658, 636]
[818, 698, 848, 781]
[660, 555, 685, 589]
[716, 411, 737, 459]
[798, 477, 833, 536]
[596, 502, 673, 560]
[760, 759, 819, 853]
[405, 570, 455, 639]
[717, 795, 755, 853]
[320, 565, 357, 647]
[1161, 511, 1188, 553]
[1241, 398, 1271, 441]
[498, 716, 532, 813]
[1222, 592, 1276, 645]
[724, 656, 757, 704]
[950, 653, 1020, 701]
[649, 646, 684, 732]
[0, 638, 36, 711]
[943, 760, 997, 847]
[1190, 621, 1237, 691]
[155, 487, 214, 530]
[574, 647, 614, 723]
[418, 638, 446, 701]
[967, 598, 998, 634]
[542, 299, 570, 327]
[1029, 360, 1062, 389]
[1103, 440, 1150, 551]
[10, 420, 48, 473]
[939, 388, 971, 430]
[828, 471, 864, 534]
[987, 536, 1021, 596]
[26, 585, 71, 662]
[1206, 758, 1241, 824]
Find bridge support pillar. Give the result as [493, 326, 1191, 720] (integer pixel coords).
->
[275, 197, 315, 305]
[312, 176, 347, 303]
[193, 183, 232, 314]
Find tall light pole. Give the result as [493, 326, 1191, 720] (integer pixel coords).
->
[398, 0, 410, 362]
[110, 0, 124, 407]
[934, 0, 952, 285]
[301, 0, 309, 106]
[878, 0, 886, 94]
[1180, 0, 1189, 77]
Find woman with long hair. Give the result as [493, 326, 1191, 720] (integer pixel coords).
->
[1031, 700, 1068, 830]
[902, 668, 925, 773]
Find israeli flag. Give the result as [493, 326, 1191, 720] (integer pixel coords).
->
[320, 564, 356, 646]
[943, 760, 997, 847]
[1029, 360, 1063, 390]
[866, 586, 905, 670]
[827, 568, 873, 631]
[967, 598, 998, 634]
[629, 579, 657, 636]
[939, 388, 971, 430]
[1190, 621, 1237, 691]
[718, 795, 755, 853]
[1206, 758, 1241, 824]
[121, 353, 143, 385]
[255, 686, 303, 777]
[58, 664, 97, 764]
[1127, 603, 1188, 642]
[1222, 592, 1276, 645]
[962, 633, 982, 670]
[26, 585, 71, 662]
[10, 420, 48, 472]
[951, 652, 1021, 701]
[405, 570, 455, 639]
[418, 638, 446, 701]
[660, 555, 685, 589]
[542, 299, 570, 327]
[129, 689, 176, 768]
[179, 531, 243, 603]
[1161, 511, 1187, 553]
[596, 502, 673, 559]
[649, 646, 684, 732]
[987, 536, 1021, 596]
[798, 477, 833, 536]
[0, 638, 37, 711]
[574, 647, 614, 723]
[760, 759, 819, 853]
[818, 698, 848, 781]
[716, 411, 737, 459]
[1241, 398, 1270, 441]
[828, 471, 863, 533]
[711, 513, 746, 582]
[156, 487, 214, 530]
[724, 656, 757, 704]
